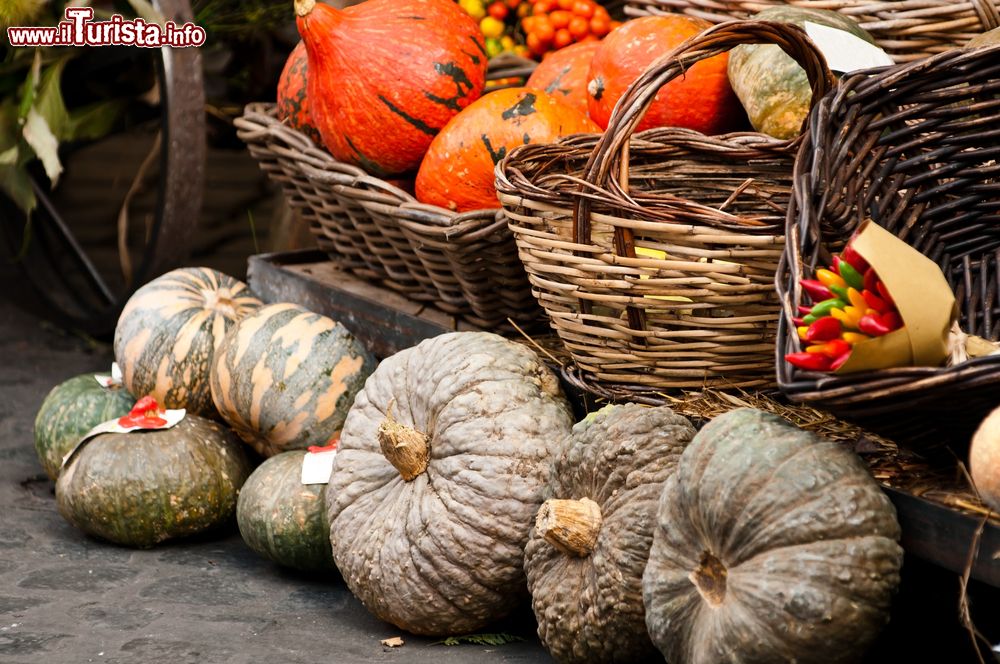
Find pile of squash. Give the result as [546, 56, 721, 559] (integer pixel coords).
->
[35, 264, 909, 663]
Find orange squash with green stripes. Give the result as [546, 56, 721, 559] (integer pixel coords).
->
[209, 303, 376, 457]
[114, 268, 263, 416]
[276, 41, 322, 145]
[294, 0, 487, 176]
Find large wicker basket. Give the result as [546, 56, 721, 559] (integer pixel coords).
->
[625, 0, 1000, 63]
[777, 42, 1000, 449]
[234, 54, 543, 329]
[497, 21, 835, 393]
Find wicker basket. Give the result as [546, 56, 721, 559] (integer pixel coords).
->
[777, 43, 1000, 449]
[233, 54, 543, 329]
[625, 0, 1000, 63]
[497, 21, 835, 393]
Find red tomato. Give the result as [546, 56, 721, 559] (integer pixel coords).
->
[488, 2, 509, 19]
[568, 15, 589, 38]
[572, 0, 594, 17]
[589, 15, 609, 36]
[553, 27, 573, 48]
[549, 9, 571, 28]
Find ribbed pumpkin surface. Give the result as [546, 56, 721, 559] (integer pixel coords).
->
[210, 303, 375, 457]
[277, 41, 322, 145]
[643, 408, 903, 664]
[34, 374, 135, 481]
[56, 415, 252, 548]
[114, 267, 262, 416]
[526, 41, 601, 116]
[327, 332, 574, 635]
[587, 15, 740, 133]
[237, 450, 335, 571]
[415, 87, 598, 212]
[296, 0, 487, 176]
[525, 404, 696, 664]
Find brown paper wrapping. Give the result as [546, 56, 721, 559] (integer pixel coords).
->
[834, 220, 957, 374]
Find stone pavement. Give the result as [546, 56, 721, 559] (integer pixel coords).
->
[2, 296, 999, 664]
[0, 299, 549, 664]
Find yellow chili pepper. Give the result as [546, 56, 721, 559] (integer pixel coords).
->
[797, 326, 809, 341]
[842, 332, 871, 345]
[805, 344, 829, 353]
[816, 269, 847, 290]
[847, 287, 867, 311]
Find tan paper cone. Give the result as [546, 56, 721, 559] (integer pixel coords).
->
[834, 220, 956, 374]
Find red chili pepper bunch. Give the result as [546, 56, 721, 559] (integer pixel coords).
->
[785, 244, 902, 372]
[117, 395, 168, 428]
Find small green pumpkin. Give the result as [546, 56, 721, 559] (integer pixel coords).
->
[34, 374, 135, 481]
[728, 8, 876, 140]
[56, 415, 252, 548]
[237, 450, 334, 571]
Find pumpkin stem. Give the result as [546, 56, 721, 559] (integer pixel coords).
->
[201, 288, 237, 319]
[378, 402, 430, 481]
[535, 497, 602, 557]
[690, 551, 727, 607]
[294, 0, 316, 17]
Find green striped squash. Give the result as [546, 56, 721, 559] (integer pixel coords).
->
[237, 450, 335, 571]
[114, 267, 263, 416]
[210, 303, 375, 457]
[56, 415, 253, 548]
[34, 374, 135, 481]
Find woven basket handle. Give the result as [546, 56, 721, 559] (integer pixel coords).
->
[574, 19, 835, 246]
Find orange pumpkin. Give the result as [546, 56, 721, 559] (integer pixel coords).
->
[415, 87, 599, 212]
[526, 40, 601, 116]
[587, 15, 740, 134]
[276, 41, 322, 145]
[295, 0, 488, 176]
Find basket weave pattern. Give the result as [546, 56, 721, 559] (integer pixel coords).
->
[234, 56, 543, 328]
[777, 43, 1000, 447]
[497, 21, 835, 391]
[624, 0, 1000, 62]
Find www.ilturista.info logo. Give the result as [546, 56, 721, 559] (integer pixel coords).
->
[7, 7, 206, 48]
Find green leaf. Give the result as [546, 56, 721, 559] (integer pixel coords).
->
[127, 0, 166, 27]
[33, 57, 72, 141]
[17, 49, 42, 122]
[431, 633, 524, 647]
[22, 107, 61, 186]
[0, 161, 36, 215]
[66, 100, 123, 141]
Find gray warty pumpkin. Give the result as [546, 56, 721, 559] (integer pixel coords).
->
[327, 332, 574, 636]
[210, 303, 375, 457]
[643, 408, 903, 664]
[525, 404, 696, 664]
[237, 450, 335, 571]
[56, 415, 252, 548]
[114, 267, 262, 416]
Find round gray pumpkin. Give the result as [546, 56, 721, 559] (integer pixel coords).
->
[34, 374, 135, 481]
[327, 332, 574, 635]
[643, 408, 903, 664]
[56, 415, 252, 548]
[237, 450, 334, 571]
[525, 404, 696, 664]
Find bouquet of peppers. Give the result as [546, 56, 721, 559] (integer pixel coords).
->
[786, 245, 903, 372]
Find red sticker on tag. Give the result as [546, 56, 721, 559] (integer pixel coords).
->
[118, 395, 168, 428]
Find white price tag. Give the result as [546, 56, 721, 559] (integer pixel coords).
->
[94, 362, 124, 389]
[805, 22, 894, 73]
[61, 406, 186, 469]
[301, 448, 337, 485]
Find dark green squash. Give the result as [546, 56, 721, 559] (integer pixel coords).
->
[728, 8, 876, 140]
[34, 374, 135, 481]
[56, 415, 252, 548]
[237, 450, 334, 571]
[643, 408, 903, 664]
[525, 404, 696, 664]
